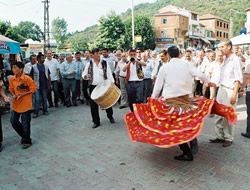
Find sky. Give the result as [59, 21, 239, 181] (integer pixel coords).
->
[0, 0, 156, 33]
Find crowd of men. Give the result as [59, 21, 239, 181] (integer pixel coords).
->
[0, 41, 250, 153]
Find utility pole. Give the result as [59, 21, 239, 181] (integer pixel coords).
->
[131, 0, 135, 49]
[42, 0, 50, 52]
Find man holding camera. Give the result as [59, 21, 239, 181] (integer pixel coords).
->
[123, 49, 146, 111]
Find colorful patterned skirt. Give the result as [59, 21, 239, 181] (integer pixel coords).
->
[124, 97, 237, 148]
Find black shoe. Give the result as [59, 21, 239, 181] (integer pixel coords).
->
[241, 133, 250, 138]
[92, 123, 100, 129]
[109, 117, 115, 124]
[222, 140, 233, 147]
[22, 143, 32, 149]
[119, 105, 128, 109]
[48, 105, 54, 108]
[43, 111, 49, 115]
[80, 99, 85, 104]
[66, 104, 72, 108]
[32, 114, 39, 118]
[73, 103, 78, 107]
[55, 104, 59, 108]
[209, 138, 225, 143]
[0, 143, 2, 152]
[174, 154, 193, 161]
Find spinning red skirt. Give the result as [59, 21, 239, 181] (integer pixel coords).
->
[124, 97, 237, 148]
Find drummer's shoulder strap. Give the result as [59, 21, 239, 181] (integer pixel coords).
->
[101, 60, 108, 80]
[88, 60, 93, 84]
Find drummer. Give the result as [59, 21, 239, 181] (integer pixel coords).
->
[82, 48, 115, 129]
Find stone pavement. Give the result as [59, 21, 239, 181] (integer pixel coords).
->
[0, 97, 250, 190]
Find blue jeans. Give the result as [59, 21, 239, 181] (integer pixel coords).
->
[10, 110, 32, 144]
[39, 89, 48, 113]
[33, 90, 40, 114]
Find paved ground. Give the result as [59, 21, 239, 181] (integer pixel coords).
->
[0, 97, 249, 190]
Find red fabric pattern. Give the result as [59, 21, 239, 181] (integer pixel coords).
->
[124, 97, 237, 148]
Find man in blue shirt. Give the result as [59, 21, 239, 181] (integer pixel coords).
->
[60, 54, 77, 107]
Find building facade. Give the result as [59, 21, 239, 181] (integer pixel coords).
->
[154, 11, 189, 49]
[154, 5, 230, 49]
[200, 14, 230, 42]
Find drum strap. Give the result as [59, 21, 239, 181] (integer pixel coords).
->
[101, 60, 108, 80]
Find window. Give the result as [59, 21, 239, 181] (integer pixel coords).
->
[191, 13, 198, 21]
[161, 31, 167, 38]
[220, 31, 222, 37]
[217, 31, 219, 37]
[227, 24, 229, 29]
[217, 21, 219, 26]
[224, 23, 226, 28]
[226, 33, 228, 38]
[223, 32, 226, 38]
[161, 18, 167, 24]
[220, 22, 222, 27]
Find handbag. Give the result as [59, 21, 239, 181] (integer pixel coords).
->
[136, 64, 144, 79]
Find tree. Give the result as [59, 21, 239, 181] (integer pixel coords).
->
[0, 20, 22, 42]
[124, 15, 155, 50]
[52, 17, 68, 49]
[68, 32, 89, 51]
[95, 12, 126, 49]
[14, 21, 43, 42]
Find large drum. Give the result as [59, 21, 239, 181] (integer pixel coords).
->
[91, 80, 121, 109]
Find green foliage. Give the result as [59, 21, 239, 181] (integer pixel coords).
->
[68, 32, 89, 51]
[52, 17, 68, 49]
[124, 15, 155, 50]
[14, 21, 43, 42]
[95, 12, 126, 50]
[66, 0, 250, 50]
[121, 0, 250, 36]
[0, 20, 42, 43]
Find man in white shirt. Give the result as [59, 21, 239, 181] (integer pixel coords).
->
[115, 53, 128, 109]
[102, 48, 116, 79]
[241, 59, 250, 138]
[82, 48, 115, 129]
[152, 46, 213, 161]
[74, 51, 85, 105]
[203, 50, 216, 98]
[151, 50, 168, 83]
[82, 50, 91, 104]
[123, 49, 146, 111]
[44, 50, 60, 108]
[24, 55, 40, 118]
[210, 40, 243, 147]
[142, 53, 154, 102]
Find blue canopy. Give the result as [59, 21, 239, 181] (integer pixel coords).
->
[0, 34, 21, 54]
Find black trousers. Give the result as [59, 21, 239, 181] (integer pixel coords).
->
[246, 92, 250, 135]
[47, 81, 59, 106]
[195, 80, 203, 96]
[76, 80, 81, 99]
[179, 138, 197, 156]
[82, 80, 90, 101]
[58, 81, 65, 104]
[179, 143, 192, 156]
[127, 81, 144, 112]
[0, 114, 2, 143]
[89, 85, 113, 125]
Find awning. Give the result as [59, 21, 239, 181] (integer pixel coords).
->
[188, 35, 200, 39]
[0, 35, 21, 54]
[200, 38, 211, 44]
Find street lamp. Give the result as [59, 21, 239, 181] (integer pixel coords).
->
[131, 0, 135, 49]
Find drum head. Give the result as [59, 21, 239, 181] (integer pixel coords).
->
[91, 80, 111, 100]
